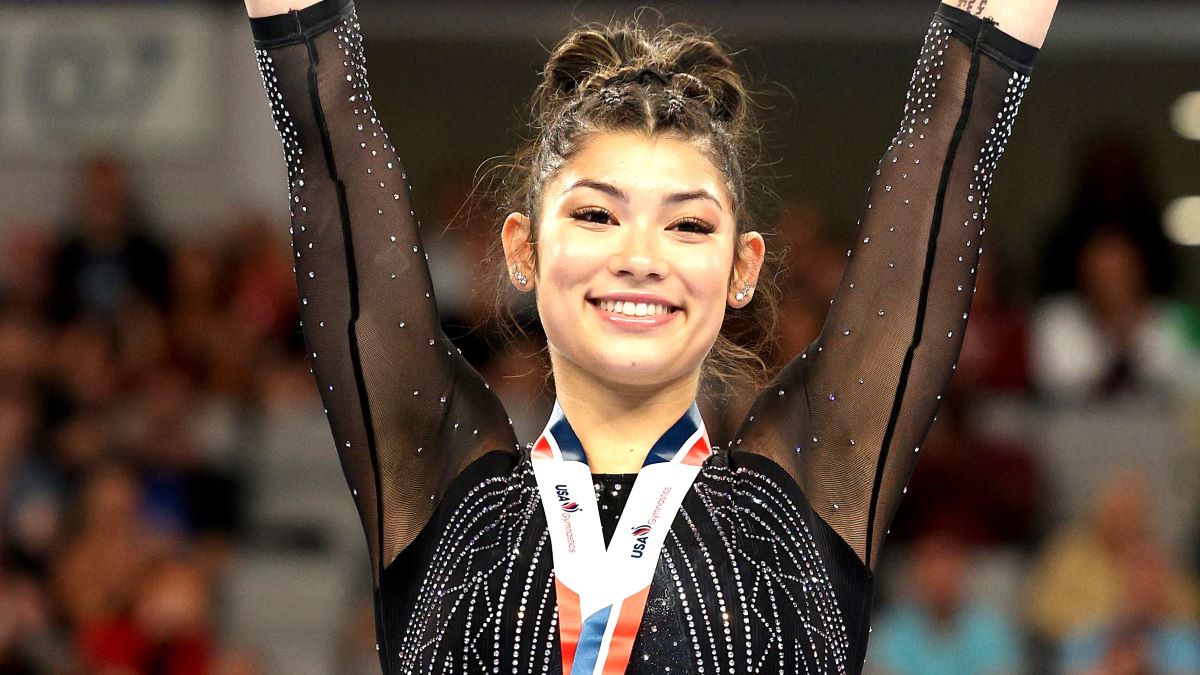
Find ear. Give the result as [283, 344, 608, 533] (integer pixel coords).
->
[728, 231, 766, 308]
[501, 211, 536, 292]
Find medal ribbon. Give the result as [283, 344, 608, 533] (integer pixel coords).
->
[530, 399, 712, 675]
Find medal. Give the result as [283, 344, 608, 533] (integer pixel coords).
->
[530, 399, 712, 674]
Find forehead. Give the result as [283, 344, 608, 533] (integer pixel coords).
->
[547, 131, 731, 209]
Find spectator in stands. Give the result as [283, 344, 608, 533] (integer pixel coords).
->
[50, 153, 170, 325]
[1058, 541, 1200, 674]
[0, 559, 75, 674]
[1024, 470, 1200, 646]
[0, 383, 64, 579]
[1031, 222, 1200, 402]
[0, 218, 58, 323]
[119, 367, 244, 542]
[864, 526, 1026, 675]
[1030, 131, 1200, 404]
[52, 463, 162, 631]
[77, 555, 215, 675]
[1038, 131, 1172, 299]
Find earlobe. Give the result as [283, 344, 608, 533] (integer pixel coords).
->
[510, 263, 530, 288]
[729, 231, 766, 308]
[729, 278, 754, 308]
[502, 211, 536, 292]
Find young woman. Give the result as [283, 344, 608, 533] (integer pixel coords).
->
[243, 0, 1057, 672]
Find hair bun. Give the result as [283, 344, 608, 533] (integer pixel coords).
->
[538, 29, 623, 109]
[667, 39, 744, 126]
[536, 20, 748, 129]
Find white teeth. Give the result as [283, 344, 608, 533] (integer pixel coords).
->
[595, 299, 673, 316]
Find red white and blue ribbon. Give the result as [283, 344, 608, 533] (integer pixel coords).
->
[530, 399, 712, 675]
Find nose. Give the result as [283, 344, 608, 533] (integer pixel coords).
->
[607, 221, 667, 280]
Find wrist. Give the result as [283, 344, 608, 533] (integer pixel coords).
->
[246, 0, 325, 19]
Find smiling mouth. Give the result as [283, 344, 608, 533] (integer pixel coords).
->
[587, 298, 680, 317]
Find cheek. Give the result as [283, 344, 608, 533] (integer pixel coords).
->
[534, 231, 610, 343]
[676, 248, 734, 313]
[537, 232, 607, 293]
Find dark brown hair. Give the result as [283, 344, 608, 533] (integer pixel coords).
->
[476, 10, 783, 400]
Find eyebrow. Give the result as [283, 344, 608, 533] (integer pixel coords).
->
[561, 179, 724, 211]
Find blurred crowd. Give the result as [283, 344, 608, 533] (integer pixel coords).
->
[0, 154, 299, 674]
[2, 130, 1200, 674]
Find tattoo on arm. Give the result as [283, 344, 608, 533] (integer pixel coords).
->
[953, 0, 990, 15]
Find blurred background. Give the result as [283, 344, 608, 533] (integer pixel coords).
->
[1, 0, 1199, 673]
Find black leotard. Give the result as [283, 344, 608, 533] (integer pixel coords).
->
[248, 1, 1038, 671]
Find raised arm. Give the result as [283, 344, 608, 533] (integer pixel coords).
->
[732, 0, 1054, 573]
[246, 0, 517, 582]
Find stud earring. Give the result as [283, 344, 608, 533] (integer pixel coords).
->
[511, 264, 528, 286]
[734, 281, 752, 302]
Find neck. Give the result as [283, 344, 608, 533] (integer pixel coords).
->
[550, 352, 701, 474]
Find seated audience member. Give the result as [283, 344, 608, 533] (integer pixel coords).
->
[51, 154, 169, 325]
[1058, 542, 1200, 674]
[1025, 471, 1200, 645]
[865, 526, 1025, 675]
[1031, 222, 1200, 403]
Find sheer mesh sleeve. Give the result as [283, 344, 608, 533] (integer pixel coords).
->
[249, 0, 518, 583]
[731, 3, 1039, 573]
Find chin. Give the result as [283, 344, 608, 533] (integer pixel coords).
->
[586, 343, 694, 388]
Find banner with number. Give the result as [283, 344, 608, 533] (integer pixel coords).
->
[0, 5, 219, 159]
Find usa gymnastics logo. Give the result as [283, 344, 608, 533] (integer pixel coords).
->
[629, 524, 652, 558]
[554, 484, 581, 513]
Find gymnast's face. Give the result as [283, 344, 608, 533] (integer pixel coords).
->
[502, 130, 764, 391]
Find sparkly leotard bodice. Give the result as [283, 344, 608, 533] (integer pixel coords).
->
[248, 1, 1038, 672]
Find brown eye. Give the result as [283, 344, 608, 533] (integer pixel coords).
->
[672, 218, 715, 234]
[571, 207, 613, 224]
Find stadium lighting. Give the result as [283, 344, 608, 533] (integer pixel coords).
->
[1170, 91, 1200, 141]
[1164, 196, 1200, 246]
